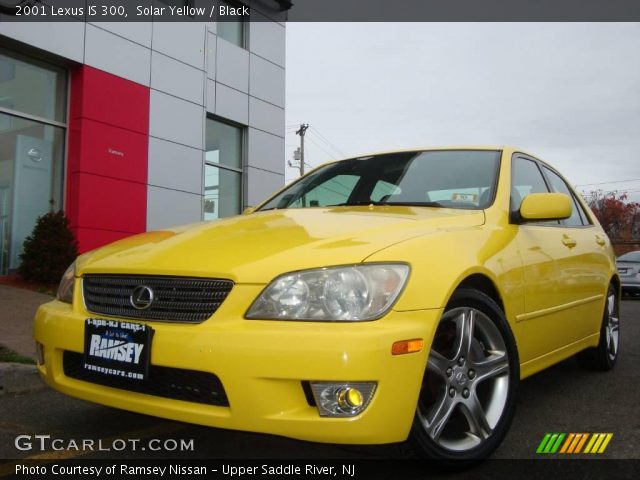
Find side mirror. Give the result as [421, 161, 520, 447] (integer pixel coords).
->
[519, 192, 572, 222]
[242, 206, 255, 215]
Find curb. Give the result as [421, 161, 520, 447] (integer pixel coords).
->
[0, 362, 45, 395]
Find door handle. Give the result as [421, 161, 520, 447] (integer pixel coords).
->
[562, 235, 577, 248]
[595, 235, 606, 246]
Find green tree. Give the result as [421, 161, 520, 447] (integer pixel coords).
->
[18, 211, 78, 284]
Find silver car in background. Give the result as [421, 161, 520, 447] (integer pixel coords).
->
[617, 250, 640, 296]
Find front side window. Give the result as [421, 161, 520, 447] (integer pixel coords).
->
[204, 118, 243, 220]
[511, 157, 550, 213]
[0, 49, 67, 274]
[258, 150, 501, 211]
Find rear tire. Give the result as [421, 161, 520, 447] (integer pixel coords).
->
[409, 289, 519, 464]
[577, 284, 619, 371]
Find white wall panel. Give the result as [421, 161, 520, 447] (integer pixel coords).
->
[151, 51, 205, 105]
[147, 186, 202, 230]
[148, 138, 203, 195]
[249, 54, 284, 107]
[85, 24, 151, 86]
[149, 90, 204, 149]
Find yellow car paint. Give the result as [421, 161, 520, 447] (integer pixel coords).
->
[34, 146, 618, 445]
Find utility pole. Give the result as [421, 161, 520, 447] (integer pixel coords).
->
[295, 123, 309, 177]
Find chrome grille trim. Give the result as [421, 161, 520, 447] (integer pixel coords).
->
[82, 275, 234, 323]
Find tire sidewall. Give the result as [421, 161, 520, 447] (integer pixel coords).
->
[410, 288, 520, 462]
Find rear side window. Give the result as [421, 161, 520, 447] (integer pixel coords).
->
[541, 166, 590, 227]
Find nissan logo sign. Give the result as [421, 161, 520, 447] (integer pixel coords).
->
[130, 285, 154, 310]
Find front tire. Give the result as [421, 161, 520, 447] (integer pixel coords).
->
[577, 284, 620, 371]
[409, 289, 519, 464]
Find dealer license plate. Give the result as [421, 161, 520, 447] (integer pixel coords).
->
[83, 319, 153, 381]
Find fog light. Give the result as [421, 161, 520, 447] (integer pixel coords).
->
[310, 382, 377, 417]
[35, 342, 44, 365]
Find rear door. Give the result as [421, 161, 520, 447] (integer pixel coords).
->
[511, 155, 595, 361]
[539, 164, 611, 337]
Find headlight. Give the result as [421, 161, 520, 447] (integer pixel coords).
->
[246, 264, 410, 321]
[56, 262, 76, 304]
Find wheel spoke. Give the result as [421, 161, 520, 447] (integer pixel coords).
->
[453, 308, 475, 360]
[425, 393, 457, 441]
[606, 293, 619, 357]
[461, 393, 492, 440]
[609, 316, 619, 356]
[610, 315, 619, 333]
[473, 351, 509, 383]
[427, 350, 450, 380]
[607, 294, 615, 316]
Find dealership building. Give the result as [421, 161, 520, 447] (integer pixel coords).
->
[0, 2, 287, 275]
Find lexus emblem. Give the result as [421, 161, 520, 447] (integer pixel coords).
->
[130, 285, 154, 310]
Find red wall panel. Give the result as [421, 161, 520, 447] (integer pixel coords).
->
[67, 119, 148, 183]
[69, 172, 147, 233]
[69, 66, 149, 134]
[66, 66, 149, 253]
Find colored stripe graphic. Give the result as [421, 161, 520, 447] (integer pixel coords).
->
[537, 433, 612, 454]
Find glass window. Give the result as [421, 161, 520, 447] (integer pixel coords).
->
[511, 157, 550, 212]
[288, 175, 359, 208]
[0, 49, 66, 123]
[204, 117, 243, 220]
[0, 113, 66, 274]
[206, 118, 242, 169]
[0, 50, 67, 275]
[204, 164, 241, 220]
[541, 165, 588, 227]
[259, 150, 501, 211]
[371, 180, 401, 202]
[217, 0, 246, 48]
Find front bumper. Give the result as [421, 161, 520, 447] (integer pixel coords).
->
[34, 283, 440, 444]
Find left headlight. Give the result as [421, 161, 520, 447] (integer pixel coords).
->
[246, 264, 410, 321]
[56, 262, 76, 304]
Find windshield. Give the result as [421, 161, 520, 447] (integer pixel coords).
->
[618, 251, 640, 262]
[259, 150, 501, 211]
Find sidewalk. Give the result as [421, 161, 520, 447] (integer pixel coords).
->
[0, 284, 53, 359]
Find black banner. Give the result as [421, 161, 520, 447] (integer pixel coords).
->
[0, 0, 640, 22]
[1, 459, 639, 480]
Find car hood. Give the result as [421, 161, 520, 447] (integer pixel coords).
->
[77, 207, 485, 283]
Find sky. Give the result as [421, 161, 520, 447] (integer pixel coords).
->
[284, 23, 640, 201]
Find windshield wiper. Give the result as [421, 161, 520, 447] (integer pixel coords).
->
[328, 201, 444, 208]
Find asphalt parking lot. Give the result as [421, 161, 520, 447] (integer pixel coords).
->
[0, 300, 638, 465]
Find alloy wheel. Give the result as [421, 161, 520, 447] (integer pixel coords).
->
[417, 306, 510, 452]
[605, 292, 620, 362]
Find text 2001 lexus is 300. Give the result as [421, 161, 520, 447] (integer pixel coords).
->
[35, 147, 620, 461]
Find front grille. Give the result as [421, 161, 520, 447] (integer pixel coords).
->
[83, 275, 234, 323]
[63, 351, 229, 407]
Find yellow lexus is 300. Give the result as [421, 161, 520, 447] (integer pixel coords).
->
[35, 147, 620, 461]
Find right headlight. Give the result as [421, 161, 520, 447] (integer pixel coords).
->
[56, 261, 76, 304]
[245, 263, 410, 321]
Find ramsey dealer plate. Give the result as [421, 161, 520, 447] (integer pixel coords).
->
[83, 319, 153, 381]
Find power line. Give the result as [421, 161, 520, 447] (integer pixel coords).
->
[575, 178, 640, 187]
[306, 136, 336, 160]
[308, 126, 346, 158]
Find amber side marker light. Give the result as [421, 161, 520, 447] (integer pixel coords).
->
[392, 339, 424, 355]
